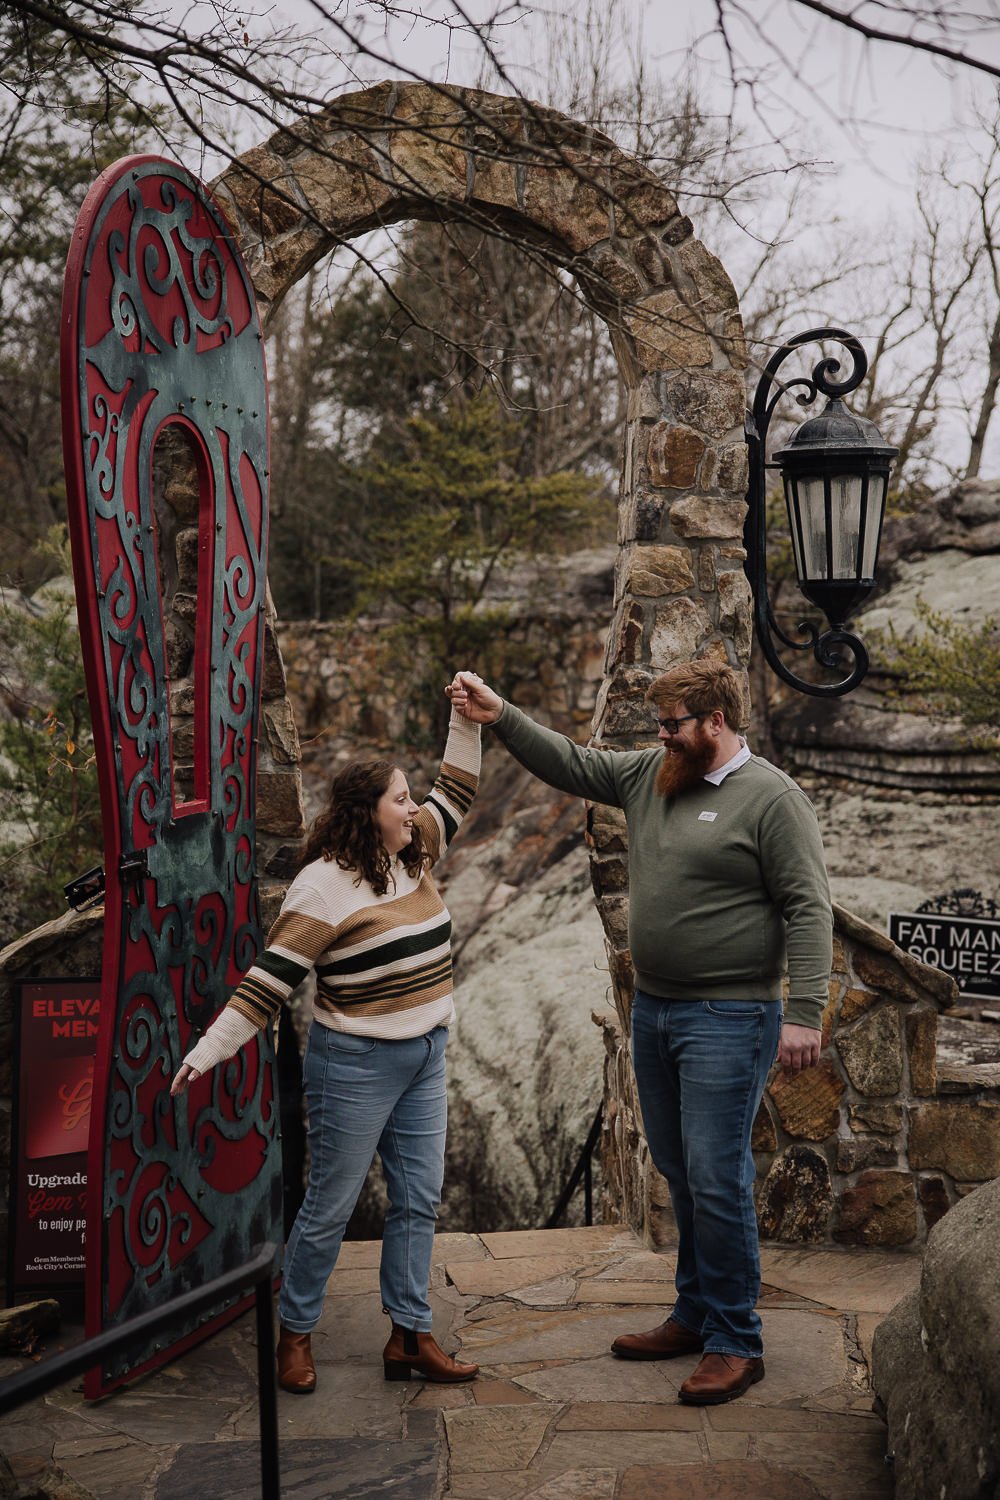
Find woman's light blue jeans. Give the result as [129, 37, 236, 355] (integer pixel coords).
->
[279, 1021, 448, 1335]
[630, 990, 782, 1359]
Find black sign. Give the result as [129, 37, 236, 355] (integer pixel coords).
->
[889, 912, 1000, 1002]
[8, 979, 100, 1300]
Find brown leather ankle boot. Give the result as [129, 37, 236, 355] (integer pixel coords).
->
[382, 1324, 478, 1383]
[276, 1326, 316, 1394]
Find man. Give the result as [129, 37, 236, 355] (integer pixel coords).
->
[447, 659, 830, 1406]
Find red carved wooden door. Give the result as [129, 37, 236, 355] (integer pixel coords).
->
[61, 155, 281, 1395]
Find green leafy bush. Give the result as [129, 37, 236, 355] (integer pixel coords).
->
[0, 531, 101, 923]
[870, 598, 1000, 746]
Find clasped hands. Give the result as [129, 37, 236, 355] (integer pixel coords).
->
[446, 672, 502, 724]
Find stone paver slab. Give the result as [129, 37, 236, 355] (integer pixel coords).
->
[312, 1294, 397, 1357]
[47, 1392, 245, 1447]
[409, 1383, 475, 1409]
[444, 1470, 537, 1499]
[705, 1406, 883, 1433]
[618, 1459, 826, 1498]
[158, 1437, 439, 1499]
[756, 1432, 892, 1499]
[446, 1254, 614, 1297]
[527, 1469, 619, 1498]
[460, 1305, 663, 1364]
[575, 1282, 675, 1305]
[736, 1310, 850, 1407]
[51, 1433, 168, 1500]
[508, 1276, 579, 1307]
[443, 1404, 552, 1473]
[470, 1381, 539, 1406]
[0, 1402, 106, 1460]
[758, 1247, 920, 1313]
[433, 1233, 490, 1263]
[539, 1430, 703, 1473]
[705, 1430, 752, 1460]
[479, 1227, 640, 1259]
[514, 1357, 684, 1403]
[557, 1401, 703, 1431]
[589, 1251, 678, 1281]
[233, 1364, 407, 1440]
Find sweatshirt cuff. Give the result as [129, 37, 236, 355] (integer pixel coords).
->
[784, 997, 824, 1030]
[183, 1005, 261, 1075]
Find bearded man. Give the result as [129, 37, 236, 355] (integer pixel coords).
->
[447, 659, 831, 1406]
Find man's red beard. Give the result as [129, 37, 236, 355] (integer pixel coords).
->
[655, 728, 718, 798]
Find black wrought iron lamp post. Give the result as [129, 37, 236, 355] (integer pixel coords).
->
[744, 327, 899, 697]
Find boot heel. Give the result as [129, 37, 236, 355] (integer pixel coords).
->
[383, 1359, 411, 1381]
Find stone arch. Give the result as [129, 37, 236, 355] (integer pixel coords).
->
[212, 78, 752, 1121]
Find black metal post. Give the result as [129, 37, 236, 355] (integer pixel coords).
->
[255, 1272, 281, 1499]
[0, 1243, 280, 1498]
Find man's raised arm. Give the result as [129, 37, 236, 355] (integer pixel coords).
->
[446, 672, 628, 808]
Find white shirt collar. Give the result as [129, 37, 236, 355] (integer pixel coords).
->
[703, 737, 751, 785]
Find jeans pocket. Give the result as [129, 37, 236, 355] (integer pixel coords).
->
[704, 1000, 765, 1018]
[325, 1028, 378, 1054]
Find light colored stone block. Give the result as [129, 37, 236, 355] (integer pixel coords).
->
[479, 1227, 640, 1259]
[443, 1405, 553, 1473]
[589, 1252, 678, 1282]
[758, 1247, 921, 1313]
[515, 1357, 683, 1404]
[557, 1401, 703, 1432]
[447, 1254, 611, 1297]
[539, 1431, 703, 1474]
[575, 1283, 675, 1304]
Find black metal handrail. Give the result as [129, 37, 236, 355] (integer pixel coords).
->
[547, 1103, 603, 1229]
[0, 1241, 280, 1498]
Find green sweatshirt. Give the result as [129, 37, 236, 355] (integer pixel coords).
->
[492, 703, 832, 1030]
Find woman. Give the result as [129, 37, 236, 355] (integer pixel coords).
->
[170, 690, 481, 1394]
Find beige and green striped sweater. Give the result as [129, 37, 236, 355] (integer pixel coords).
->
[183, 715, 480, 1075]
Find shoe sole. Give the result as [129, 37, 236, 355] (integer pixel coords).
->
[384, 1360, 478, 1383]
[678, 1362, 765, 1405]
[611, 1345, 704, 1360]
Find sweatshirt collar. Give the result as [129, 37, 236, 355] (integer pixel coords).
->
[704, 737, 751, 785]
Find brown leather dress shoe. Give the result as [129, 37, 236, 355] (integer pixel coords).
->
[679, 1352, 765, 1405]
[611, 1317, 704, 1361]
[382, 1324, 479, 1383]
[276, 1326, 316, 1394]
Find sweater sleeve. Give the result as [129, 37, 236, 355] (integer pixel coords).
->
[414, 711, 481, 865]
[490, 701, 627, 807]
[180, 872, 341, 1074]
[758, 787, 833, 1030]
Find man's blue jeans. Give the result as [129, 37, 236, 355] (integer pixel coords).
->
[631, 990, 782, 1359]
[279, 1021, 448, 1335]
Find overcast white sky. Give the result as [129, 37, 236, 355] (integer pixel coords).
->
[166, 0, 1000, 474]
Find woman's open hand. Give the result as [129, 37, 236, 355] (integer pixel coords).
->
[170, 1062, 202, 1096]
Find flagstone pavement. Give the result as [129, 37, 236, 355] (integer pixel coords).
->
[0, 1224, 919, 1499]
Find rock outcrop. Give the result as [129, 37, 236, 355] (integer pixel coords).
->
[872, 1174, 1000, 1500]
[772, 478, 1000, 796]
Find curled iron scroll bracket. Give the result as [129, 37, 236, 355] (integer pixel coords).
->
[745, 327, 870, 699]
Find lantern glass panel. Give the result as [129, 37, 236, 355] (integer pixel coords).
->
[829, 472, 865, 579]
[786, 474, 827, 582]
[860, 472, 887, 579]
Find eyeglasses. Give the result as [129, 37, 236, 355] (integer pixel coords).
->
[657, 713, 705, 735]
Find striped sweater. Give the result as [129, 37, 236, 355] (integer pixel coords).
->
[183, 714, 480, 1075]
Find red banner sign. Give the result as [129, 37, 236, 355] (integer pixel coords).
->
[10, 979, 100, 1296]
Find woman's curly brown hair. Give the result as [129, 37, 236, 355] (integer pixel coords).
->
[298, 759, 426, 895]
